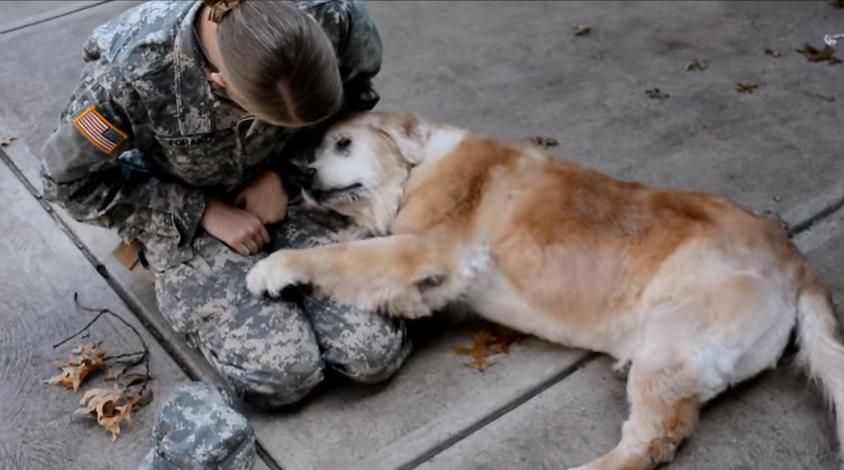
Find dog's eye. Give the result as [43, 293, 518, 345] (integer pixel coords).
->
[336, 137, 351, 151]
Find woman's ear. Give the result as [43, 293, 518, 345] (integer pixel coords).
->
[209, 72, 227, 88]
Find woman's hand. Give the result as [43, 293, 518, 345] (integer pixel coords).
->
[201, 197, 270, 256]
[234, 170, 289, 225]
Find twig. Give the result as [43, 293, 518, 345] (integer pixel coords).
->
[52, 293, 151, 394]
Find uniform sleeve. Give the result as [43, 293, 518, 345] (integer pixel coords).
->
[311, 0, 384, 111]
[40, 73, 207, 267]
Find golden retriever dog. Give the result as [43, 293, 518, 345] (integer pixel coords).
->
[247, 112, 844, 469]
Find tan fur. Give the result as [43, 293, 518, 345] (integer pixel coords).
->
[247, 113, 844, 469]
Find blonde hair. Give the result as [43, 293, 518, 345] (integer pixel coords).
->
[209, 0, 344, 126]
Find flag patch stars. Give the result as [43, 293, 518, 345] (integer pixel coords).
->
[73, 105, 128, 155]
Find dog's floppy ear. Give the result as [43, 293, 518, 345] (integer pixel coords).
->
[374, 113, 428, 165]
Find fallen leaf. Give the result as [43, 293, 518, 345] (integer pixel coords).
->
[76, 386, 152, 441]
[736, 82, 759, 94]
[46, 343, 106, 392]
[834, 0, 844, 8]
[529, 135, 559, 148]
[573, 24, 591, 36]
[645, 88, 669, 100]
[796, 43, 841, 64]
[764, 48, 781, 58]
[454, 328, 526, 370]
[0, 135, 14, 146]
[685, 58, 707, 71]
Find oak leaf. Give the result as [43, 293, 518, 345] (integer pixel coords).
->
[454, 329, 526, 370]
[645, 88, 669, 100]
[573, 24, 591, 36]
[685, 58, 707, 71]
[797, 43, 841, 64]
[46, 343, 106, 391]
[529, 135, 559, 148]
[76, 386, 152, 441]
[736, 82, 759, 94]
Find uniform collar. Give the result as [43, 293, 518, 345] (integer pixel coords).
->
[172, 1, 218, 135]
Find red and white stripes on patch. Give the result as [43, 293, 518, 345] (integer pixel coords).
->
[72, 105, 128, 155]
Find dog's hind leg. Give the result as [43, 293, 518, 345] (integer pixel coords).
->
[246, 234, 464, 318]
[569, 362, 702, 470]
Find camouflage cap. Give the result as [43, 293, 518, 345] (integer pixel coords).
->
[139, 381, 256, 470]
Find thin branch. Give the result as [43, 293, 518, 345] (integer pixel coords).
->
[51, 292, 151, 394]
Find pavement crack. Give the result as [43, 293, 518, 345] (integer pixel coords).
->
[399, 352, 598, 470]
[787, 193, 844, 238]
[0, 1, 111, 35]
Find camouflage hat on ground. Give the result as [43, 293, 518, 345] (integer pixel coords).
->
[139, 381, 256, 470]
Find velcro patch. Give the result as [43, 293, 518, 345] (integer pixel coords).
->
[73, 105, 128, 155]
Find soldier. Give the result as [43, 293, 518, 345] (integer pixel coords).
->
[40, 0, 411, 412]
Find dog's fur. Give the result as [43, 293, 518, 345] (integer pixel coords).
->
[247, 112, 844, 469]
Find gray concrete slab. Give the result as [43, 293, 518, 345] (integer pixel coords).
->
[0, 0, 105, 35]
[418, 357, 837, 470]
[370, 0, 844, 229]
[0, 1, 843, 469]
[0, 157, 192, 469]
[250, 327, 583, 470]
[416, 208, 844, 470]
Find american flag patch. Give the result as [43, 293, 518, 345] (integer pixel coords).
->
[73, 105, 128, 155]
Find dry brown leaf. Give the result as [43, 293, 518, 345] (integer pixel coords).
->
[45, 343, 106, 392]
[76, 386, 152, 441]
[685, 58, 707, 71]
[529, 135, 559, 148]
[736, 82, 759, 94]
[454, 329, 526, 370]
[104, 368, 120, 381]
[0, 135, 14, 146]
[645, 88, 669, 100]
[797, 43, 841, 64]
[764, 48, 781, 58]
[573, 24, 591, 36]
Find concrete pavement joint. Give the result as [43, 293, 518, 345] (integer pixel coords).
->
[256, 442, 285, 470]
[787, 192, 844, 238]
[0, 1, 111, 35]
[400, 352, 599, 470]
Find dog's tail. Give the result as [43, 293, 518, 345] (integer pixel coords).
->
[796, 273, 844, 460]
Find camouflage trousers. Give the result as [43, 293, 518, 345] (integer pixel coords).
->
[154, 207, 412, 409]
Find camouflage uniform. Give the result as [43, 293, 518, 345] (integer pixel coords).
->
[40, 0, 410, 411]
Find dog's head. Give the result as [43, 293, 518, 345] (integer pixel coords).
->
[307, 112, 429, 233]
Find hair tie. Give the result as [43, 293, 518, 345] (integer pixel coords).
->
[205, 0, 244, 24]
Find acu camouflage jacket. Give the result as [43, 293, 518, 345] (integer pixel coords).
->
[40, 0, 382, 270]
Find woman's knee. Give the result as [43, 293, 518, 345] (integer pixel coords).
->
[221, 354, 326, 409]
[332, 324, 412, 384]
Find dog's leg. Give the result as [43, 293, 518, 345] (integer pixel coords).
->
[568, 364, 701, 470]
[246, 234, 460, 318]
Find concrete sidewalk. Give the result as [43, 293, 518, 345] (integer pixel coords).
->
[1, 1, 843, 469]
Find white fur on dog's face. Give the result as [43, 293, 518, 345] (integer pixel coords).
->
[310, 113, 424, 234]
[311, 124, 385, 196]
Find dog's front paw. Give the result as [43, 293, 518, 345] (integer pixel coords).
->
[246, 251, 308, 297]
